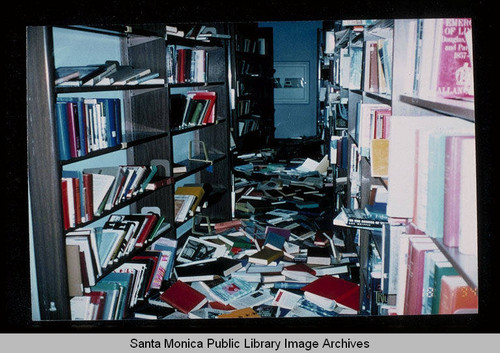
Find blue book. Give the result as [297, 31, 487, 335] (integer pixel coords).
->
[55, 101, 71, 160]
[425, 132, 447, 239]
[263, 231, 286, 250]
[90, 281, 121, 320]
[99, 272, 134, 319]
[113, 98, 122, 145]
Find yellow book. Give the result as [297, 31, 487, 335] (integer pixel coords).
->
[370, 139, 389, 177]
[217, 307, 260, 319]
[175, 185, 205, 214]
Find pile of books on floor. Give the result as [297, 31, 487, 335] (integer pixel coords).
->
[69, 214, 361, 320]
[132, 216, 360, 320]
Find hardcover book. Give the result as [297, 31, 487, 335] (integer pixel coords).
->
[435, 18, 474, 100]
[160, 280, 208, 314]
[438, 275, 478, 314]
[302, 275, 360, 312]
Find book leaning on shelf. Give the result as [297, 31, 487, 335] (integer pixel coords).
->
[61, 165, 172, 228]
[65, 212, 171, 298]
[55, 61, 163, 87]
[337, 206, 388, 228]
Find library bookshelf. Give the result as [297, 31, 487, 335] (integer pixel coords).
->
[27, 24, 233, 321]
[325, 18, 477, 315]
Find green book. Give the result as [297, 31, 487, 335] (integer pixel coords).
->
[189, 101, 204, 126]
[431, 261, 458, 314]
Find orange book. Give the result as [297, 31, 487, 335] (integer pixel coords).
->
[217, 307, 260, 319]
[438, 275, 478, 314]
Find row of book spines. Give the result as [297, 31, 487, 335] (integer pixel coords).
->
[166, 46, 208, 84]
[329, 133, 349, 168]
[364, 38, 393, 95]
[61, 165, 172, 230]
[56, 97, 122, 161]
[235, 35, 267, 55]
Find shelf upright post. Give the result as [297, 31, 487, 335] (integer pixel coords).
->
[27, 26, 71, 320]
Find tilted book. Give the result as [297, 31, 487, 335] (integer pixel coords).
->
[160, 280, 208, 314]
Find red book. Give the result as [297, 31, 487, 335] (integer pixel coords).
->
[82, 173, 93, 222]
[283, 263, 317, 276]
[61, 179, 70, 230]
[435, 18, 474, 100]
[443, 135, 474, 247]
[439, 275, 478, 314]
[134, 214, 159, 248]
[403, 237, 438, 315]
[85, 291, 107, 320]
[192, 91, 216, 124]
[65, 102, 78, 158]
[160, 280, 208, 314]
[368, 42, 379, 93]
[71, 177, 82, 226]
[214, 219, 242, 233]
[176, 49, 187, 83]
[301, 275, 360, 312]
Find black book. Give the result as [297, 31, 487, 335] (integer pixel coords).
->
[174, 257, 243, 282]
[170, 94, 187, 128]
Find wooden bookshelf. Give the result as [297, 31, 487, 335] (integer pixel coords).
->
[229, 23, 275, 153]
[27, 23, 233, 321]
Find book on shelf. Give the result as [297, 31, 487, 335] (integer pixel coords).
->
[160, 280, 208, 314]
[150, 237, 178, 281]
[65, 230, 100, 288]
[438, 275, 478, 314]
[174, 194, 196, 223]
[413, 18, 474, 100]
[175, 185, 206, 215]
[403, 237, 438, 315]
[113, 261, 149, 305]
[338, 207, 387, 228]
[430, 258, 458, 314]
[370, 139, 389, 177]
[66, 244, 85, 297]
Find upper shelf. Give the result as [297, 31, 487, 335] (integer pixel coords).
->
[399, 94, 475, 122]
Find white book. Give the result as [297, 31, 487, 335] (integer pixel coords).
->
[272, 289, 302, 310]
[89, 173, 115, 216]
[458, 137, 477, 256]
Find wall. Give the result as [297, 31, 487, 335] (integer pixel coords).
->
[259, 21, 322, 139]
